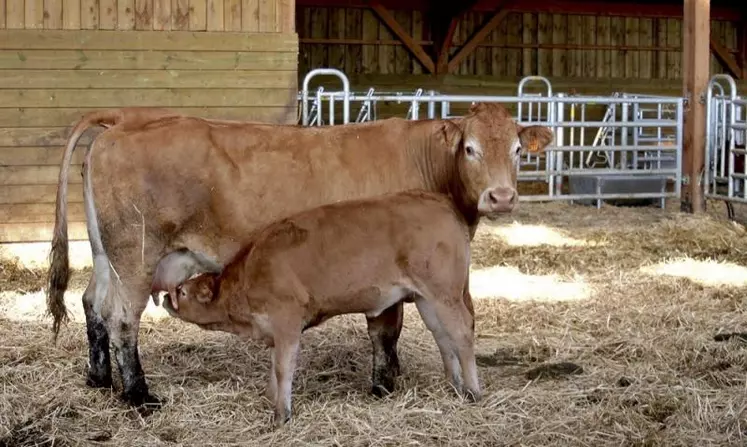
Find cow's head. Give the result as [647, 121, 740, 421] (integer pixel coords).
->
[443, 102, 554, 218]
[162, 273, 224, 324]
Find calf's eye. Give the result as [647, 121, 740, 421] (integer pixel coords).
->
[465, 145, 475, 157]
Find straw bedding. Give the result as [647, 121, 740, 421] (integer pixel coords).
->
[1, 199, 747, 446]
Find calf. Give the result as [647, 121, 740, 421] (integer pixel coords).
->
[149, 248, 223, 306]
[156, 190, 479, 427]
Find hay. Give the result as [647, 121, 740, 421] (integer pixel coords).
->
[2, 199, 747, 446]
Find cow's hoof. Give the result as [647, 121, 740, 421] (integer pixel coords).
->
[85, 373, 113, 390]
[370, 381, 395, 398]
[122, 391, 163, 415]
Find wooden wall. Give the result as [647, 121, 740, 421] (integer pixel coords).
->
[0, 0, 298, 243]
[297, 7, 739, 80]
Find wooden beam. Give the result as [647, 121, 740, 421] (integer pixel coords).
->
[681, 0, 710, 213]
[447, 1, 512, 73]
[738, 19, 747, 79]
[370, 1, 435, 73]
[436, 18, 458, 73]
[710, 35, 743, 79]
[295, 0, 741, 21]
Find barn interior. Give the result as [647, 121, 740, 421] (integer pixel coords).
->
[2, 0, 747, 445]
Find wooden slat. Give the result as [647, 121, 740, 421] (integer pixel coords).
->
[190, 0, 207, 30]
[0, 49, 298, 70]
[0, 30, 299, 51]
[62, 0, 80, 29]
[537, 13, 551, 76]
[0, 106, 297, 127]
[0, 128, 93, 147]
[0, 88, 295, 108]
[99, 0, 117, 29]
[639, 18, 653, 78]
[242, 0, 259, 31]
[173, 0, 189, 30]
[7, 0, 24, 29]
[0, 146, 86, 166]
[0, 166, 84, 185]
[154, 0, 172, 30]
[371, 0, 434, 73]
[207, 0, 224, 31]
[0, 221, 88, 243]
[0, 203, 85, 224]
[258, 0, 275, 32]
[596, 16, 610, 77]
[25, 0, 44, 29]
[345, 7, 362, 74]
[81, 0, 99, 29]
[0, 69, 298, 89]
[361, 8, 378, 73]
[551, 14, 565, 77]
[118, 0, 136, 30]
[328, 7, 345, 69]
[582, 15, 595, 77]
[449, 3, 511, 73]
[279, 0, 293, 33]
[0, 0, 5, 29]
[135, 0, 153, 29]
[44, 0, 63, 29]
[225, 0, 242, 31]
[0, 184, 83, 205]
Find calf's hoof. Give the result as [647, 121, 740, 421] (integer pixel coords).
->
[273, 408, 291, 428]
[461, 387, 482, 403]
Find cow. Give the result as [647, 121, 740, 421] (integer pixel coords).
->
[156, 189, 479, 427]
[46, 104, 554, 411]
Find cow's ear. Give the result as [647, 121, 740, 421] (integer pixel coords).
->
[440, 119, 464, 154]
[517, 124, 554, 153]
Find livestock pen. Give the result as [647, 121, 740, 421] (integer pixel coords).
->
[3, 0, 747, 445]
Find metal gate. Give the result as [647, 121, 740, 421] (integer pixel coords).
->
[298, 68, 684, 207]
[704, 74, 747, 209]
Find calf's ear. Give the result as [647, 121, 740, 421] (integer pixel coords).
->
[517, 124, 554, 154]
[195, 274, 217, 304]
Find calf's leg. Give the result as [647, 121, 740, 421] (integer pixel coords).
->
[82, 272, 113, 389]
[413, 299, 464, 392]
[422, 297, 481, 402]
[271, 333, 301, 427]
[366, 302, 404, 397]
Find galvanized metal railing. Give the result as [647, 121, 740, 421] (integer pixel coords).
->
[704, 74, 747, 210]
[297, 68, 684, 207]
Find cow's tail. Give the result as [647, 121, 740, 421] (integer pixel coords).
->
[47, 109, 123, 341]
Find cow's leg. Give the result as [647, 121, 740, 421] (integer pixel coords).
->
[101, 272, 161, 411]
[366, 301, 404, 397]
[82, 271, 113, 389]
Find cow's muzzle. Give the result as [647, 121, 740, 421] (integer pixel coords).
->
[478, 187, 517, 218]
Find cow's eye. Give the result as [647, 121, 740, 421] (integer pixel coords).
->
[515, 145, 522, 155]
[465, 145, 475, 157]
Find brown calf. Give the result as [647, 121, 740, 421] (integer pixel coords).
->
[157, 190, 478, 427]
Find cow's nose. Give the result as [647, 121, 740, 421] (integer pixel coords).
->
[487, 187, 517, 209]
[488, 188, 516, 208]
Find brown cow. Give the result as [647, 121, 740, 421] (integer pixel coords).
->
[157, 190, 479, 427]
[46, 104, 553, 410]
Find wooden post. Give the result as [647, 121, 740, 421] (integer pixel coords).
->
[681, 0, 710, 213]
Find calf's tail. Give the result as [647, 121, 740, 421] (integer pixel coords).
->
[46, 109, 125, 341]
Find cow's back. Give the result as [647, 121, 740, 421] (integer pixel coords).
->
[89, 116, 433, 265]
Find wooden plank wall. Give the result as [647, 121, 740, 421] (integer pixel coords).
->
[0, 0, 298, 243]
[297, 7, 739, 80]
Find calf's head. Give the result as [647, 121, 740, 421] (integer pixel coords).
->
[162, 273, 224, 325]
[446, 102, 554, 218]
